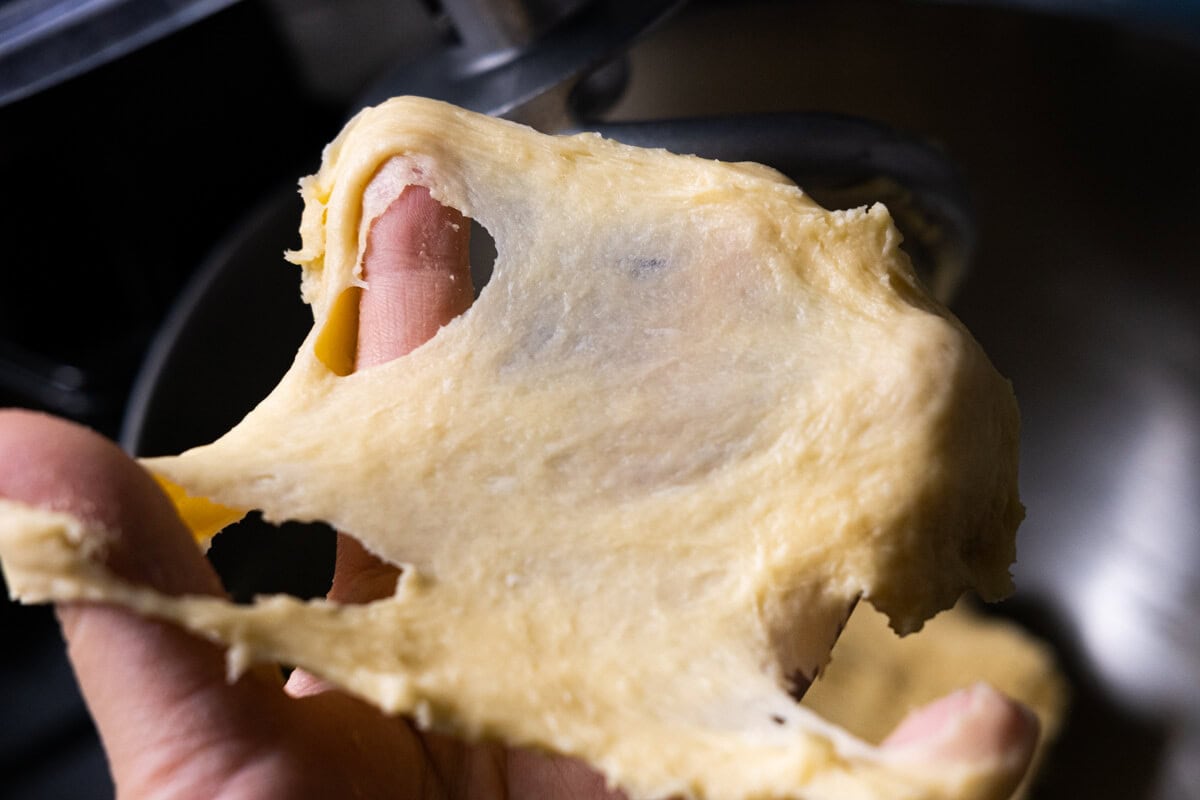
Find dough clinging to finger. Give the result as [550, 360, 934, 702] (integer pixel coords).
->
[0, 97, 1024, 800]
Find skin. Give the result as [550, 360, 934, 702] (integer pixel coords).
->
[0, 187, 1038, 799]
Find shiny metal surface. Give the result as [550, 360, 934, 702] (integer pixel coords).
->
[357, 0, 685, 127]
[0, 0, 240, 107]
[604, 2, 1200, 796]
[440, 0, 591, 51]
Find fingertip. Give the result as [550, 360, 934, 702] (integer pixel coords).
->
[0, 409, 222, 596]
[882, 683, 1039, 775]
[356, 184, 473, 367]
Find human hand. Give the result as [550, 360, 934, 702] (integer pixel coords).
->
[0, 187, 1037, 799]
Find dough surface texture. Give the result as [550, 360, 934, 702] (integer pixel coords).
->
[0, 97, 1024, 799]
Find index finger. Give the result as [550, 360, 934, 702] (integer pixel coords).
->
[326, 183, 473, 605]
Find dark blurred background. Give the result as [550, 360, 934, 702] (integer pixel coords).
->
[1, 1, 1198, 797]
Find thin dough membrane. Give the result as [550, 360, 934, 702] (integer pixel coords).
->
[0, 97, 1024, 799]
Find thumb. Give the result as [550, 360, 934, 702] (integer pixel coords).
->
[0, 409, 286, 795]
[882, 683, 1040, 798]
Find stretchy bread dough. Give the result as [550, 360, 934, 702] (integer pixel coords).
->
[0, 97, 1024, 799]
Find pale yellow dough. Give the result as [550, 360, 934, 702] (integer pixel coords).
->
[0, 97, 1025, 799]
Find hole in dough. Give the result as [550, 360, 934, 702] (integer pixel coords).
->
[468, 219, 496, 299]
[206, 513, 335, 604]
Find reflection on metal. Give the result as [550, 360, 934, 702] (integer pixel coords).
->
[1074, 365, 1200, 716]
[355, 0, 686, 127]
[0, 0, 239, 107]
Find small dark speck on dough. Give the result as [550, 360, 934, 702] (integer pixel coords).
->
[627, 256, 668, 278]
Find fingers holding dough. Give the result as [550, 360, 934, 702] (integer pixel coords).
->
[0, 409, 222, 598]
[0, 410, 287, 792]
